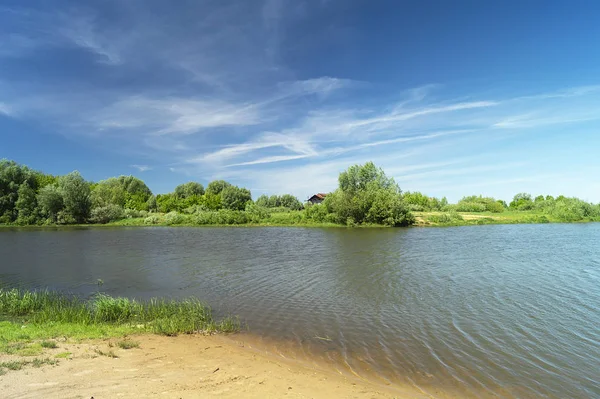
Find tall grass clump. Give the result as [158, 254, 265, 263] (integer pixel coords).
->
[427, 211, 464, 224]
[0, 288, 238, 336]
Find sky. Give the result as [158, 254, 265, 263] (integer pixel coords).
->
[2, 0, 600, 202]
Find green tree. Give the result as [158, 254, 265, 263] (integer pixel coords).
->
[91, 178, 126, 208]
[510, 193, 534, 210]
[0, 160, 37, 222]
[37, 184, 64, 222]
[206, 180, 232, 196]
[15, 183, 38, 224]
[174, 182, 205, 198]
[255, 194, 269, 207]
[58, 171, 91, 223]
[117, 176, 152, 210]
[326, 162, 414, 226]
[221, 186, 252, 211]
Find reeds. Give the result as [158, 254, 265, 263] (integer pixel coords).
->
[0, 288, 238, 335]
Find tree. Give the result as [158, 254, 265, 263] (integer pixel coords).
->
[206, 180, 232, 196]
[15, 183, 38, 224]
[0, 160, 37, 222]
[91, 178, 126, 208]
[327, 162, 414, 226]
[37, 184, 64, 222]
[510, 193, 534, 210]
[174, 182, 205, 198]
[118, 176, 152, 210]
[255, 194, 269, 207]
[221, 186, 252, 211]
[58, 171, 91, 223]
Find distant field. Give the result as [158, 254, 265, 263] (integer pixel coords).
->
[413, 211, 573, 226]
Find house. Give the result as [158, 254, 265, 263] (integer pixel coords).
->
[307, 193, 327, 205]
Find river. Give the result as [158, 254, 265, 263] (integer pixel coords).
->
[1, 224, 599, 398]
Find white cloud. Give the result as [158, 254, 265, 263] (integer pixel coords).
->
[91, 97, 263, 135]
[131, 164, 151, 172]
[0, 102, 13, 116]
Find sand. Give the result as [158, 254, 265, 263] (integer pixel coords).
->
[1, 334, 432, 399]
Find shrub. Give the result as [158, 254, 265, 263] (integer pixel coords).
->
[90, 204, 124, 224]
[455, 202, 486, 212]
[245, 203, 271, 222]
[427, 211, 464, 224]
[123, 208, 148, 219]
[164, 211, 187, 225]
[304, 204, 328, 222]
[144, 215, 161, 225]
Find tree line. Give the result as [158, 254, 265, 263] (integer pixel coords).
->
[1, 158, 599, 227]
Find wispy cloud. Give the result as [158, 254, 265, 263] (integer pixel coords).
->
[131, 164, 151, 172]
[0, 102, 12, 116]
[2, 2, 600, 201]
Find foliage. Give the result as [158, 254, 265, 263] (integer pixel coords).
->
[3, 158, 600, 228]
[15, 183, 38, 225]
[221, 186, 252, 211]
[403, 191, 443, 211]
[510, 193, 534, 210]
[174, 182, 205, 198]
[255, 194, 303, 210]
[91, 178, 126, 208]
[324, 162, 414, 226]
[58, 171, 91, 223]
[90, 204, 125, 224]
[206, 180, 231, 196]
[457, 195, 505, 213]
[427, 211, 464, 224]
[37, 185, 64, 222]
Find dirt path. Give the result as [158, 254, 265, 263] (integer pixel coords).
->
[1, 334, 431, 399]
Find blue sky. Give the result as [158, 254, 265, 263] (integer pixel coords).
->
[2, 1, 600, 202]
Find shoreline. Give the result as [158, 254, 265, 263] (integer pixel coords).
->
[1, 214, 598, 229]
[0, 333, 434, 399]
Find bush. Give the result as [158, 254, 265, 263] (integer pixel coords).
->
[304, 204, 328, 222]
[245, 203, 271, 222]
[164, 211, 187, 225]
[455, 202, 486, 212]
[428, 211, 464, 224]
[90, 204, 124, 224]
[144, 215, 161, 225]
[123, 208, 148, 219]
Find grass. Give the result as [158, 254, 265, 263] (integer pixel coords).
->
[117, 339, 139, 349]
[95, 348, 118, 358]
[0, 289, 238, 336]
[0, 288, 239, 374]
[413, 210, 567, 227]
[40, 340, 58, 349]
[0, 357, 57, 373]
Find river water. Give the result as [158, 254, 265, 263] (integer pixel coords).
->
[1, 224, 599, 398]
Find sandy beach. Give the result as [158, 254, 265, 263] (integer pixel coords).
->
[0, 334, 433, 399]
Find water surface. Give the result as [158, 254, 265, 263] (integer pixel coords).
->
[1, 224, 599, 398]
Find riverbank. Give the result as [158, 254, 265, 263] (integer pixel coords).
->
[0, 289, 423, 397]
[0, 333, 430, 399]
[2, 210, 598, 229]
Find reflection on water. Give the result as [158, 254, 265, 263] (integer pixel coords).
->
[1, 224, 600, 398]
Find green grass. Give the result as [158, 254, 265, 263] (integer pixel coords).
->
[117, 339, 139, 349]
[0, 289, 239, 348]
[0, 288, 239, 374]
[54, 352, 71, 359]
[0, 357, 57, 373]
[40, 340, 58, 349]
